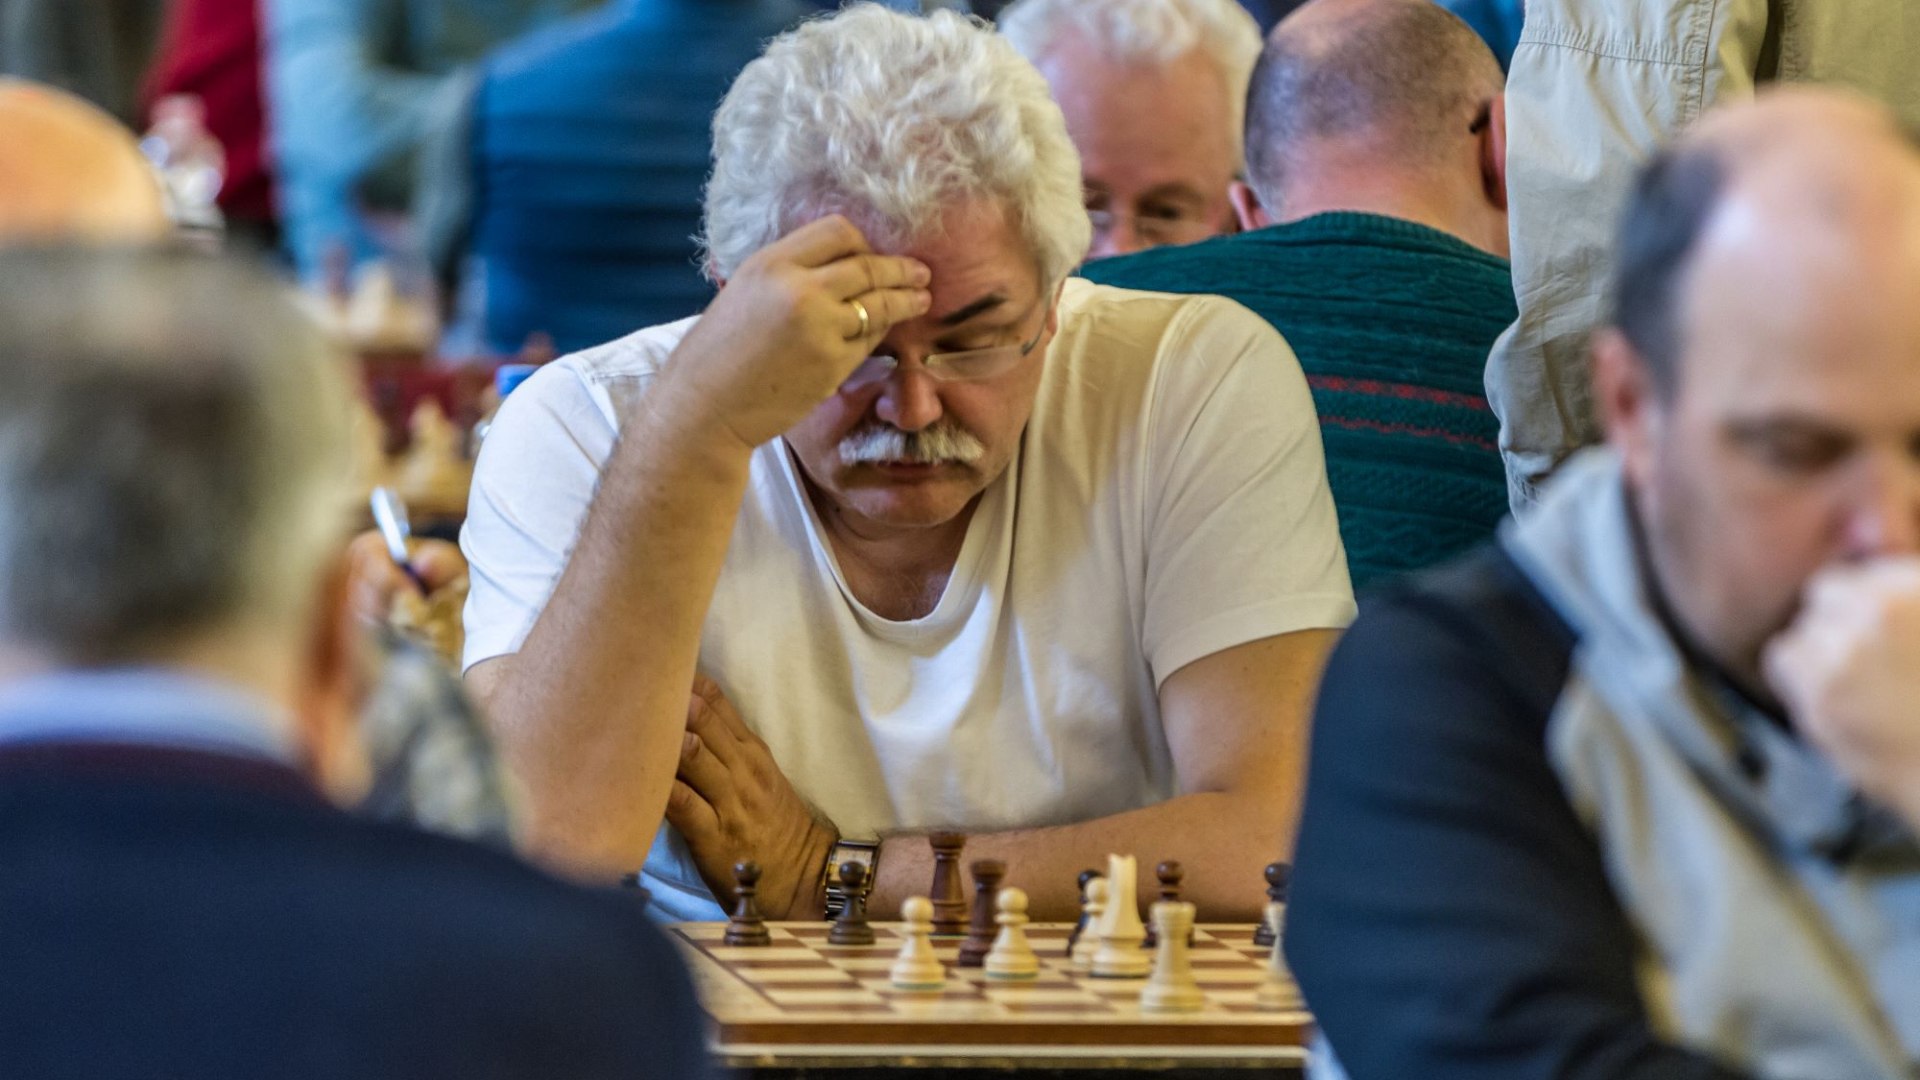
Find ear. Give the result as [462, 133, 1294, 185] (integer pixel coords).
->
[1480, 94, 1510, 213]
[1228, 181, 1273, 232]
[1591, 326, 1665, 491]
[292, 552, 372, 805]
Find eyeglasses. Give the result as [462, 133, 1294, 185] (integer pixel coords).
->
[840, 298, 1050, 392]
[1085, 205, 1217, 250]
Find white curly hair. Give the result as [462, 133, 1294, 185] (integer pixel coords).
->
[998, 0, 1263, 166]
[700, 4, 1091, 286]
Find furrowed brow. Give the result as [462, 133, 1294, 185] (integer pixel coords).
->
[936, 294, 1008, 327]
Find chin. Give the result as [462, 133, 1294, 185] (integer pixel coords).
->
[834, 470, 979, 528]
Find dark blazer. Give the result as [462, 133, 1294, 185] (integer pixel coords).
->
[0, 742, 714, 1080]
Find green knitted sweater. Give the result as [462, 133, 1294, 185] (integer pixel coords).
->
[1080, 212, 1514, 591]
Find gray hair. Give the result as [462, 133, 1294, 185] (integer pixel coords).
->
[1245, 0, 1504, 210]
[0, 250, 353, 661]
[700, 3, 1090, 286]
[998, 0, 1263, 166]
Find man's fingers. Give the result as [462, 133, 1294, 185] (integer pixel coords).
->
[777, 215, 873, 269]
[820, 253, 931, 301]
[686, 690, 747, 761]
[677, 731, 731, 800]
[665, 780, 721, 845]
[406, 539, 468, 595]
[848, 286, 935, 343]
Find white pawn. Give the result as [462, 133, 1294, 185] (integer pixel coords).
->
[1254, 899, 1302, 1010]
[1070, 877, 1108, 972]
[1091, 854, 1151, 979]
[891, 896, 947, 991]
[1141, 900, 1203, 1012]
[985, 887, 1040, 981]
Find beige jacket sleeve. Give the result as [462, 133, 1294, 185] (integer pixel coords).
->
[1488, 0, 1772, 508]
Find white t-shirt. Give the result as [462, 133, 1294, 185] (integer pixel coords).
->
[463, 279, 1355, 920]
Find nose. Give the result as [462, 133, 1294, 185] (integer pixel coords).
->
[873, 366, 945, 433]
[1841, 455, 1920, 558]
[1089, 218, 1144, 260]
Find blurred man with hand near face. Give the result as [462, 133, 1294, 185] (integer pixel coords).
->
[1287, 89, 1920, 1080]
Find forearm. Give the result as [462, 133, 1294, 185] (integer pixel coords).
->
[868, 787, 1290, 923]
[483, 381, 753, 880]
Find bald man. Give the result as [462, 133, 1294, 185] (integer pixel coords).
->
[1083, 0, 1511, 589]
[0, 78, 168, 244]
[1289, 88, 1920, 1080]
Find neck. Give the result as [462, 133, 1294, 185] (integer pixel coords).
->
[1274, 169, 1504, 257]
[807, 485, 980, 622]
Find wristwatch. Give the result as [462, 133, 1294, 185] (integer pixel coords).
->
[822, 837, 882, 918]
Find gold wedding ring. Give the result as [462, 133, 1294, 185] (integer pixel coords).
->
[848, 297, 871, 340]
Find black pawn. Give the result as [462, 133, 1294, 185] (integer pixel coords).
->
[724, 861, 772, 947]
[1253, 862, 1290, 948]
[1145, 859, 1186, 948]
[828, 861, 876, 946]
[956, 859, 1006, 967]
[1064, 868, 1100, 958]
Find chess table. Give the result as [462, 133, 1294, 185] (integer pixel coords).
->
[668, 920, 1312, 1077]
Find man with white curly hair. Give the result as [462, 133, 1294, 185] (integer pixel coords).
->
[463, 4, 1353, 923]
[999, 0, 1261, 259]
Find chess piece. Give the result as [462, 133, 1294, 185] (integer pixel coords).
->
[1064, 868, 1100, 958]
[928, 833, 969, 937]
[890, 896, 946, 990]
[723, 861, 772, 947]
[1070, 876, 1107, 972]
[396, 398, 473, 519]
[1253, 862, 1290, 948]
[1141, 901, 1203, 1012]
[1144, 860, 1186, 948]
[828, 861, 876, 946]
[1254, 900, 1302, 1010]
[956, 859, 1005, 967]
[1091, 854, 1151, 979]
[984, 887, 1040, 981]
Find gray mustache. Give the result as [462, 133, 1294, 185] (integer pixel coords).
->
[838, 422, 986, 467]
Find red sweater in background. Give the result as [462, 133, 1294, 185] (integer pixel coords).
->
[142, 0, 275, 222]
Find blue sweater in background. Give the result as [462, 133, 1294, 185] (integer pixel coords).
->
[463, 0, 822, 355]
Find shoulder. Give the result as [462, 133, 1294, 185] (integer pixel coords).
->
[1056, 278, 1292, 366]
[1317, 543, 1577, 762]
[502, 316, 699, 430]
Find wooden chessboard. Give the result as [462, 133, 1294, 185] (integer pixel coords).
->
[668, 921, 1312, 1058]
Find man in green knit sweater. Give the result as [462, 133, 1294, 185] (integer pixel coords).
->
[1083, 0, 1511, 590]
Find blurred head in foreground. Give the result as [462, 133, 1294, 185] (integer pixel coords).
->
[0, 79, 169, 246]
[0, 250, 366, 797]
[1594, 88, 1920, 696]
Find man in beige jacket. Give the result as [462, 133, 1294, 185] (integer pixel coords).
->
[1487, 0, 1920, 507]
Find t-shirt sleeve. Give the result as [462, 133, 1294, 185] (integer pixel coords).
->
[1141, 297, 1356, 685]
[460, 362, 622, 672]
[1287, 579, 1754, 1080]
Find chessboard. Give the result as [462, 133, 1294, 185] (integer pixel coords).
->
[668, 920, 1312, 1056]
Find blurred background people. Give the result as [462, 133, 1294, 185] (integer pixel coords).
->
[263, 0, 602, 279]
[0, 0, 166, 125]
[1488, 0, 1920, 507]
[423, 0, 820, 357]
[0, 78, 169, 246]
[1082, 0, 1511, 591]
[999, 0, 1262, 260]
[140, 0, 280, 250]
